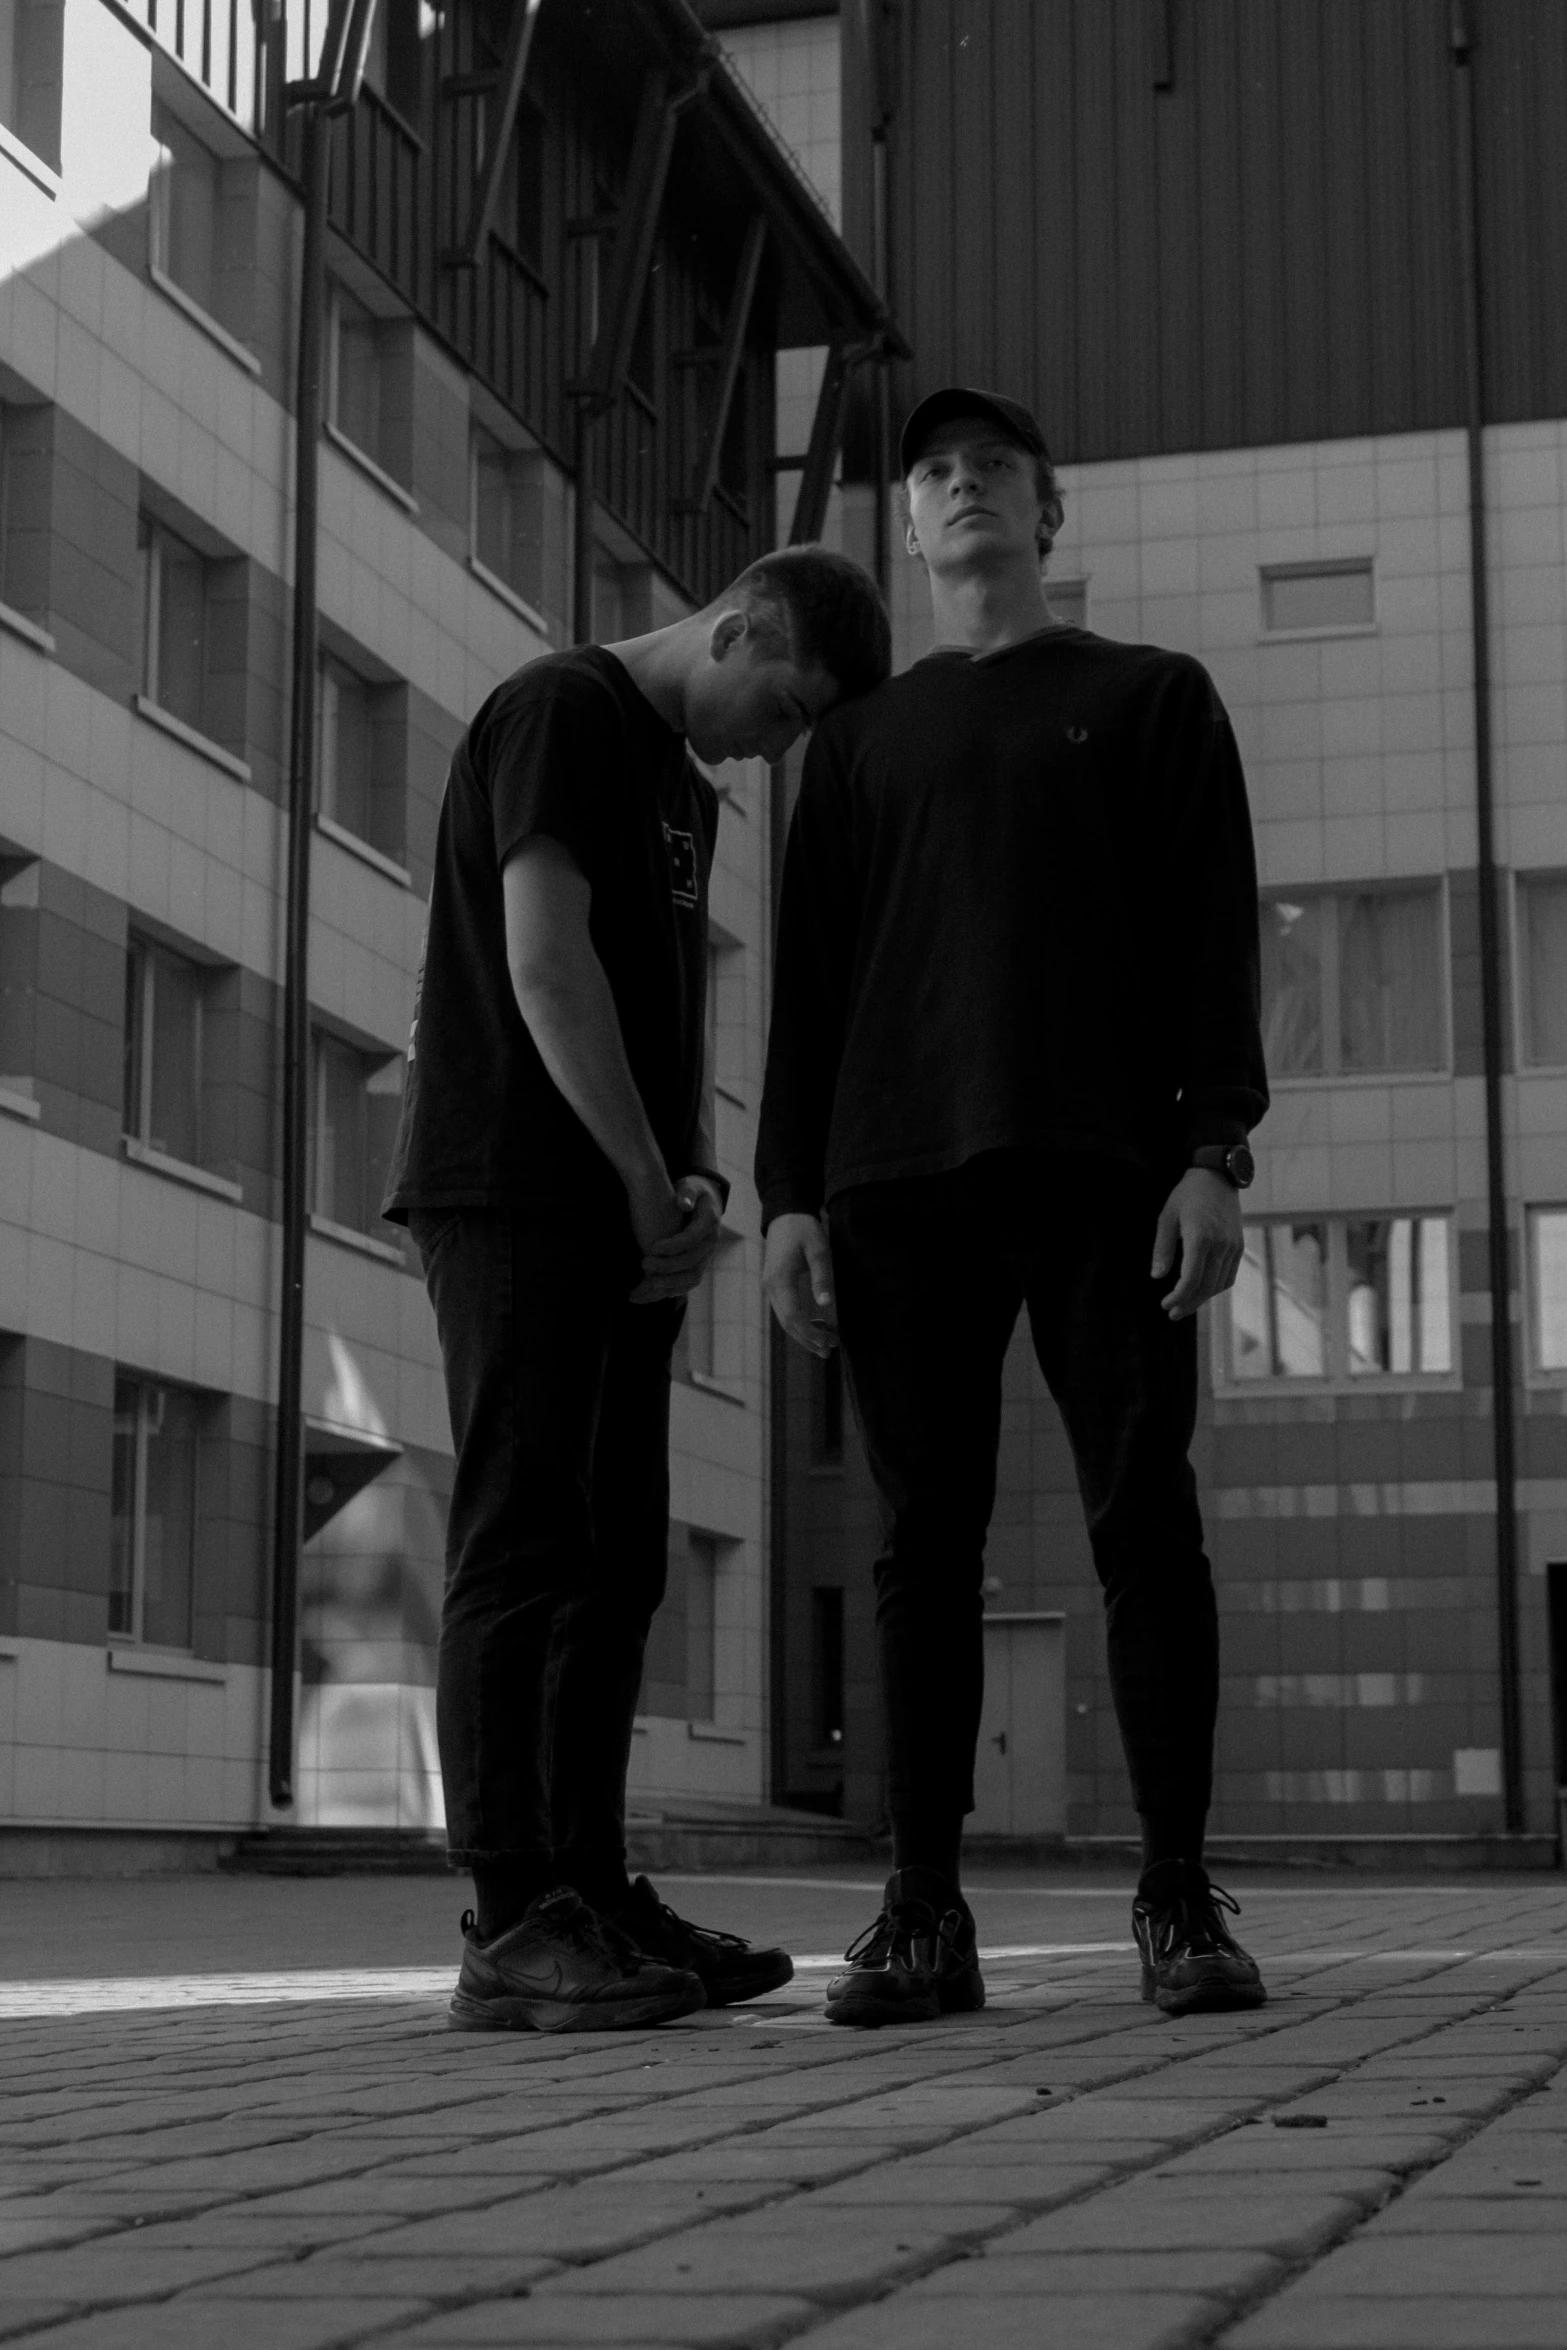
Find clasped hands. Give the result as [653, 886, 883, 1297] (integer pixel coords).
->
[627, 1171, 725, 1305]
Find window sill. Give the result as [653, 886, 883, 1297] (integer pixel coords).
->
[0, 1084, 40, 1124]
[1265, 1068, 1452, 1089]
[108, 1646, 227, 1686]
[133, 695, 252, 784]
[685, 1371, 747, 1407]
[686, 1720, 747, 1745]
[147, 264, 263, 378]
[1258, 623, 1380, 644]
[0, 599, 54, 657]
[467, 555, 551, 638]
[315, 813, 412, 888]
[1216, 1375, 1463, 1400]
[123, 1137, 243, 1203]
[324, 420, 419, 514]
[308, 1211, 406, 1266]
[0, 120, 60, 199]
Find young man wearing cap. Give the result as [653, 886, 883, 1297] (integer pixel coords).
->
[386, 546, 890, 2032]
[757, 392, 1269, 2024]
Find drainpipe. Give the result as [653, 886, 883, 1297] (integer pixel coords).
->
[1450, 2, 1524, 1834]
[269, 0, 379, 1809]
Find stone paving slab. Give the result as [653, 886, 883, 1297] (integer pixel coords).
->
[0, 1872, 1564, 2349]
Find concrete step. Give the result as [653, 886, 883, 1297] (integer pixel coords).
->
[224, 1804, 879, 1879]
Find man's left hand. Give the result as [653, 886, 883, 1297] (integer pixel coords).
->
[1152, 1167, 1244, 1321]
[629, 1175, 724, 1305]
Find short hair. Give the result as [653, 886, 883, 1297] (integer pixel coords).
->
[901, 444, 1067, 564]
[723, 546, 891, 702]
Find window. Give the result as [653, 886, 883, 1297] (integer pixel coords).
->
[1518, 875, 1567, 1067]
[139, 517, 209, 732]
[310, 1030, 402, 1235]
[679, 1231, 743, 1391]
[1046, 578, 1088, 628]
[0, 0, 63, 172]
[149, 98, 220, 315]
[110, 1376, 201, 1648]
[686, 1531, 718, 1723]
[1260, 886, 1444, 1078]
[1261, 560, 1375, 634]
[471, 423, 548, 611]
[318, 655, 403, 863]
[123, 935, 205, 1167]
[330, 283, 384, 464]
[1223, 1215, 1453, 1386]
[1530, 1209, 1567, 1374]
[811, 1586, 845, 1750]
[1230, 1221, 1328, 1381]
[1345, 1217, 1452, 1377]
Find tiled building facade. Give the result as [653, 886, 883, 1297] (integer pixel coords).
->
[0, 0, 888, 1847]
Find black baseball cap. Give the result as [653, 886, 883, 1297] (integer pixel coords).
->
[899, 386, 1052, 478]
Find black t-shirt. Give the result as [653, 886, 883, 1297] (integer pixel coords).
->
[755, 626, 1267, 1222]
[383, 646, 718, 1223]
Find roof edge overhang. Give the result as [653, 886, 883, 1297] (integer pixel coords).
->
[628, 0, 910, 358]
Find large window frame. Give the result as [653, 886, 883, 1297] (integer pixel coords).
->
[1515, 870, 1567, 1071]
[1214, 1211, 1459, 1393]
[1258, 879, 1450, 1084]
[308, 1026, 404, 1242]
[123, 932, 208, 1172]
[110, 1374, 204, 1651]
[1526, 1206, 1567, 1386]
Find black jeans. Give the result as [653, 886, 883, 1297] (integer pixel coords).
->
[411, 1207, 681, 1896]
[828, 1151, 1219, 1838]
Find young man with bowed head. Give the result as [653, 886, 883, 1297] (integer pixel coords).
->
[385, 547, 891, 2032]
[757, 391, 1270, 2024]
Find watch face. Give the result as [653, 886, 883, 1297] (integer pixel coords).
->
[1229, 1143, 1256, 1188]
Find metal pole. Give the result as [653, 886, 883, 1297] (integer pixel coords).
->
[269, 97, 330, 1808]
[1451, 3, 1524, 1833]
[572, 405, 597, 644]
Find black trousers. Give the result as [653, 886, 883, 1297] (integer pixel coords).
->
[410, 1207, 681, 1895]
[828, 1151, 1219, 1837]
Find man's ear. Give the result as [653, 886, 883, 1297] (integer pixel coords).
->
[707, 608, 749, 663]
[903, 521, 924, 563]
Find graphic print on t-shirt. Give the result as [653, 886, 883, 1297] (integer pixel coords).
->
[664, 822, 699, 908]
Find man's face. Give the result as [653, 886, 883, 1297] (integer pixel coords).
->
[685, 614, 839, 766]
[904, 418, 1045, 572]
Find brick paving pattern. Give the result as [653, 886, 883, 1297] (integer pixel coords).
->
[0, 1877, 1564, 2347]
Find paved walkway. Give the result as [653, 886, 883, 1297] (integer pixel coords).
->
[0, 1869, 1564, 2348]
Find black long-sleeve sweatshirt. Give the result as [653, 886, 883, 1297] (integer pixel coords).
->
[755, 626, 1268, 1226]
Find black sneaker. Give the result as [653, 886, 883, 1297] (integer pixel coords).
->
[824, 1868, 985, 2028]
[449, 1887, 705, 2033]
[609, 1875, 794, 2006]
[1132, 1860, 1267, 2016]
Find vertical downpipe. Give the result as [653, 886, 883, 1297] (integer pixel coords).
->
[1451, 4, 1524, 1834]
[269, 100, 330, 1807]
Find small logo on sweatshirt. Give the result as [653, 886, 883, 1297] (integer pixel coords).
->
[664, 823, 698, 908]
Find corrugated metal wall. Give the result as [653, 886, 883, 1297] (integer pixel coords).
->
[845, 0, 1567, 462]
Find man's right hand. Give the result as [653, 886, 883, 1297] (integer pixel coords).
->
[627, 1168, 684, 1262]
[762, 1212, 838, 1356]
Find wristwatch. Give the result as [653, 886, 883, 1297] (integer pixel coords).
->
[1191, 1142, 1255, 1190]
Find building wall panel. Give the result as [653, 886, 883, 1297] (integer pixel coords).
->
[868, 0, 1567, 464]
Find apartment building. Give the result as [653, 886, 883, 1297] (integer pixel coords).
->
[0, 0, 893, 1850]
[752, 0, 1567, 1852]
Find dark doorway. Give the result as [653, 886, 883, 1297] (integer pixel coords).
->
[1547, 1563, 1567, 1793]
